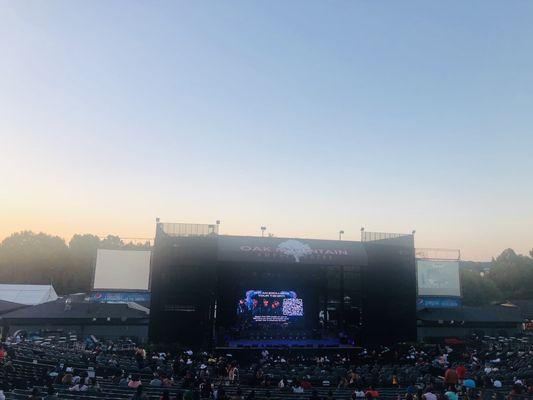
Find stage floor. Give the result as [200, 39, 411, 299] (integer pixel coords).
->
[225, 337, 344, 348]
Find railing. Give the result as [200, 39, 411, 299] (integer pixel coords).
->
[159, 222, 219, 237]
[361, 231, 411, 242]
[415, 247, 461, 260]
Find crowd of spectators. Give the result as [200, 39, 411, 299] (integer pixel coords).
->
[0, 334, 532, 400]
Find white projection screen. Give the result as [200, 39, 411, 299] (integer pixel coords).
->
[417, 260, 461, 297]
[93, 249, 151, 291]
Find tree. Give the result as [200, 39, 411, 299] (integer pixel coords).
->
[100, 235, 124, 249]
[489, 248, 533, 299]
[0, 231, 70, 292]
[66, 234, 102, 294]
[460, 268, 501, 306]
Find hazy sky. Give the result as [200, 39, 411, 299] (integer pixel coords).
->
[1, 1, 532, 260]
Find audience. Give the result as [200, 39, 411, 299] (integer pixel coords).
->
[0, 334, 531, 400]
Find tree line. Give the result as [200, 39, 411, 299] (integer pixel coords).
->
[0, 231, 150, 295]
[460, 248, 533, 305]
[0, 231, 532, 304]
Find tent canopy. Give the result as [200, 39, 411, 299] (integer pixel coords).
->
[0, 284, 58, 305]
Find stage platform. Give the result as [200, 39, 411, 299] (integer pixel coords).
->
[222, 337, 351, 349]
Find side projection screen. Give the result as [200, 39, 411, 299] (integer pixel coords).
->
[417, 260, 461, 297]
[93, 249, 151, 291]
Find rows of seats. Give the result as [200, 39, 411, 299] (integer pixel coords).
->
[2, 335, 533, 399]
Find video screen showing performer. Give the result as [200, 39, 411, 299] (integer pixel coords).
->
[237, 290, 304, 325]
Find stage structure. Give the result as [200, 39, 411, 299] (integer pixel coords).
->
[149, 223, 417, 347]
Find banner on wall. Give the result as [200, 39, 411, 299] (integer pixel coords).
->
[417, 297, 461, 309]
[89, 291, 151, 304]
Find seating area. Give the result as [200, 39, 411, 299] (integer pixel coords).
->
[0, 334, 532, 399]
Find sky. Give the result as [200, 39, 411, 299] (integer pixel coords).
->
[1, 1, 532, 261]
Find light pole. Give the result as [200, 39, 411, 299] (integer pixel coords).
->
[360, 227, 365, 241]
[339, 230, 344, 240]
[261, 226, 267, 237]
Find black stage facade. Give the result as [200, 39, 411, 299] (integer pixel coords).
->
[149, 223, 417, 348]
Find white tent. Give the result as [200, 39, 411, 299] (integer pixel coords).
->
[0, 284, 58, 305]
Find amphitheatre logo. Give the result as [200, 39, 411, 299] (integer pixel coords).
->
[238, 239, 349, 263]
[277, 239, 312, 262]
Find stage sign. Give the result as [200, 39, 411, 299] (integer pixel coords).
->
[90, 291, 151, 304]
[218, 236, 367, 265]
[417, 297, 461, 309]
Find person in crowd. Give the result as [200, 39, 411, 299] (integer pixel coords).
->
[300, 376, 312, 390]
[69, 380, 88, 392]
[293, 382, 304, 393]
[131, 385, 147, 400]
[278, 377, 287, 389]
[86, 378, 101, 394]
[160, 390, 171, 400]
[27, 387, 41, 400]
[507, 384, 523, 400]
[228, 362, 239, 384]
[3, 359, 15, 374]
[444, 386, 458, 400]
[162, 374, 173, 387]
[217, 387, 229, 400]
[0, 346, 7, 363]
[245, 390, 255, 400]
[444, 366, 458, 387]
[455, 365, 466, 384]
[422, 387, 437, 400]
[128, 375, 142, 389]
[150, 373, 163, 387]
[200, 379, 212, 398]
[309, 389, 320, 400]
[119, 374, 129, 387]
[353, 387, 365, 398]
[183, 388, 194, 400]
[366, 386, 380, 399]
[71, 371, 81, 385]
[61, 369, 73, 385]
[230, 387, 244, 400]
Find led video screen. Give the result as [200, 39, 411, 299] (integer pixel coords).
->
[237, 290, 304, 324]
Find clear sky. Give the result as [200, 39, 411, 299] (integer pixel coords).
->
[1, 1, 532, 261]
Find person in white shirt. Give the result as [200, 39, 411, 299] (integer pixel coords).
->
[292, 385, 304, 394]
[69, 383, 88, 392]
[423, 389, 437, 400]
